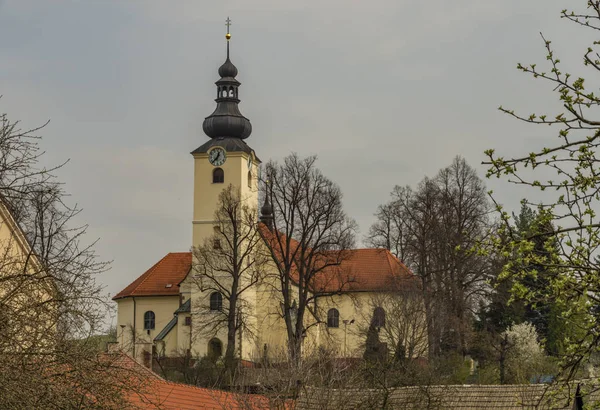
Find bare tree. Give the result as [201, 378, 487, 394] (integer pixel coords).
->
[261, 153, 358, 364]
[368, 157, 492, 357]
[192, 184, 269, 381]
[0, 107, 134, 408]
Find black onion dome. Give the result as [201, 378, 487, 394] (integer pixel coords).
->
[202, 40, 252, 140]
[218, 58, 238, 78]
[202, 111, 252, 139]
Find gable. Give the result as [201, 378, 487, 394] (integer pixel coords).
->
[113, 253, 192, 300]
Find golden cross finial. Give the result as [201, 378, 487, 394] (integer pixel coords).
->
[225, 17, 232, 40]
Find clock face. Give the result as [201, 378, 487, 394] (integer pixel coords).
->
[209, 148, 226, 166]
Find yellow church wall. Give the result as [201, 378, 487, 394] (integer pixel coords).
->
[192, 151, 258, 248]
[175, 313, 191, 353]
[188, 282, 233, 357]
[253, 269, 290, 360]
[309, 292, 374, 357]
[310, 291, 428, 359]
[175, 286, 192, 354]
[161, 320, 179, 356]
[189, 148, 261, 360]
[116, 298, 134, 351]
[116, 296, 180, 351]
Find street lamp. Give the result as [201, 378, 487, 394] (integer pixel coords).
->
[342, 319, 355, 357]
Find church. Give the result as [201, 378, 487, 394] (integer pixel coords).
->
[113, 24, 425, 365]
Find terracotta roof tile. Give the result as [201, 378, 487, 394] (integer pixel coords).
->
[113, 253, 192, 300]
[110, 353, 276, 409]
[127, 378, 273, 410]
[317, 248, 419, 293]
[115, 240, 419, 300]
[260, 225, 419, 293]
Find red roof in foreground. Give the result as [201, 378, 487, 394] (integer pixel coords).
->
[113, 253, 192, 300]
[110, 354, 276, 409]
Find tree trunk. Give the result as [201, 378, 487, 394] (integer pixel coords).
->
[224, 293, 238, 383]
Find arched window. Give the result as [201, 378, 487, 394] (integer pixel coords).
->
[228, 86, 234, 97]
[327, 308, 339, 328]
[144, 311, 155, 330]
[210, 292, 223, 311]
[208, 338, 223, 358]
[213, 168, 224, 183]
[372, 307, 386, 328]
[247, 171, 252, 188]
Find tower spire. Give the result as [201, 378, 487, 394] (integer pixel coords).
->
[201, 18, 252, 140]
[225, 17, 231, 59]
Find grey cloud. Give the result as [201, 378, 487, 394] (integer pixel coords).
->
[0, 0, 578, 297]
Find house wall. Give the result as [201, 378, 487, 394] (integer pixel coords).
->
[0, 202, 53, 352]
[115, 295, 180, 355]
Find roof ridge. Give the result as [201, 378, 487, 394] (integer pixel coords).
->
[383, 249, 415, 277]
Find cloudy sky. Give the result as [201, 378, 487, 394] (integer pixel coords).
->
[0, 0, 587, 321]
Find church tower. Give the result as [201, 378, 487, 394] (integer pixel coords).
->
[191, 21, 259, 247]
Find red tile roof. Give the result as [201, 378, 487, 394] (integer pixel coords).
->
[113, 253, 192, 300]
[109, 353, 276, 409]
[260, 225, 419, 293]
[127, 378, 273, 410]
[316, 248, 419, 293]
[114, 241, 419, 300]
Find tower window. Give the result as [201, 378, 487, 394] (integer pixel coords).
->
[210, 292, 223, 311]
[213, 168, 224, 183]
[184, 316, 192, 326]
[327, 308, 339, 328]
[247, 171, 252, 188]
[144, 311, 155, 330]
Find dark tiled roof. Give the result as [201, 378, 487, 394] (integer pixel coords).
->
[297, 384, 599, 409]
[174, 299, 191, 314]
[154, 316, 177, 342]
[191, 137, 258, 158]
